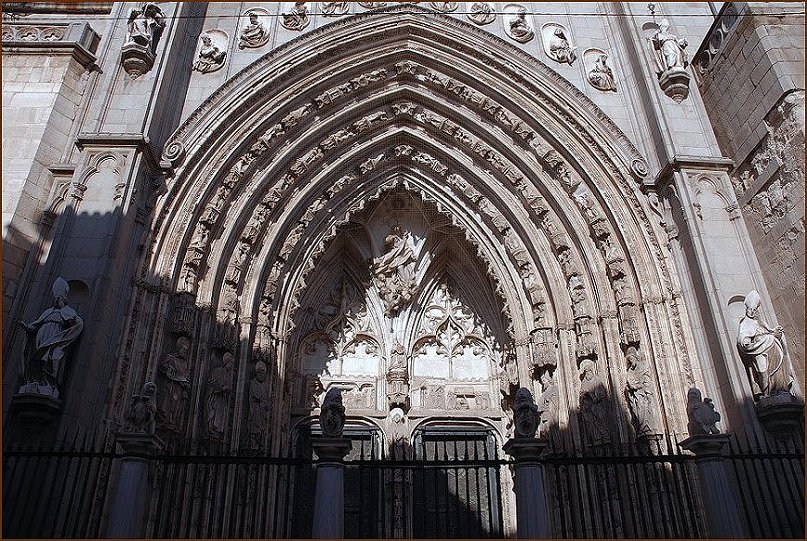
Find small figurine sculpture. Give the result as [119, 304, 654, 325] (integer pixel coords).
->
[193, 32, 226, 74]
[156, 335, 192, 433]
[547, 27, 576, 65]
[467, 2, 495, 25]
[513, 387, 539, 439]
[625, 347, 660, 438]
[125, 382, 158, 434]
[507, 8, 534, 43]
[320, 387, 346, 438]
[587, 52, 617, 92]
[18, 277, 84, 399]
[248, 361, 271, 449]
[686, 388, 721, 435]
[238, 11, 269, 49]
[579, 360, 611, 446]
[205, 352, 235, 441]
[648, 18, 691, 101]
[281, 2, 310, 31]
[736, 290, 796, 400]
[125, 2, 166, 52]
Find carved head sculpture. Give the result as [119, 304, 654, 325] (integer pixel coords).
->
[579, 359, 596, 381]
[743, 289, 762, 318]
[554, 27, 566, 39]
[248, 12, 259, 24]
[52, 276, 69, 307]
[175, 335, 191, 358]
[141, 381, 157, 398]
[625, 346, 640, 368]
[201, 33, 212, 46]
[320, 387, 346, 438]
[513, 387, 539, 439]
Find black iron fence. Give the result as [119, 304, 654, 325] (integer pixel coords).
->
[3, 430, 804, 539]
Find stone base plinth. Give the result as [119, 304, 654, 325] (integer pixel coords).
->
[756, 394, 803, 437]
[679, 433, 731, 458]
[121, 41, 155, 78]
[658, 68, 691, 102]
[10, 392, 62, 425]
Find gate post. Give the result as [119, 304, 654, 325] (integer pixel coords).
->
[679, 433, 747, 538]
[311, 388, 350, 538]
[503, 388, 551, 538]
[104, 432, 163, 538]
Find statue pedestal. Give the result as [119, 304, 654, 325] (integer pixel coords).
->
[658, 68, 691, 102]
[756, 394, 803, 437]
[680, 434, 746, 538]
[311, 438, 351, 538]
[10, 392, 62, 425]
[503, 438, 551, 538]
[120, 41, 155, 78]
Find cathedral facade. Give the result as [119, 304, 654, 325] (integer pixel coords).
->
[2, 2, 804, 538]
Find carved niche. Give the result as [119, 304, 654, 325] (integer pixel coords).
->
[192, 29, 227, 74]
[467, 2, 495, 25]
[583, 48, 617, 92]
[504, 5, 535, 44]
[541, 23, 577, 65]
[238, 9, 270, 49]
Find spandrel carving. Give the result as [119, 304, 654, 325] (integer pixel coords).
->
[542, 24, 577, 65]
[506, 7, 534, 44]
[281, 2, 310, 31]
[192, 31, 227, 74]
[467, 2, 495, 25]
[321, 1, 349, 17]
[584, 50, 617, 92]
[239, 10, 269, 49]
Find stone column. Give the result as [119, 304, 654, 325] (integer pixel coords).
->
[503, 438, 551, 538]
[311, 438, 352, 538]
[679, 434, 746, 538]
[105, 432, 163, 539]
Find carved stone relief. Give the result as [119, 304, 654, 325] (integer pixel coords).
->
[193, 30, 227, 74]
[583, 49, 617, 92]
[371, 225, 417, 315]
[541, 23, 577, 65]
[281, 2, 310, 31]
[467, 2, 495, 25]
[121, 2, 166, 77]
[238, 9, 270, 49]
[504, 5, 534, 44]
[429, 2, 458, 12]
[321, 1, 350, 17]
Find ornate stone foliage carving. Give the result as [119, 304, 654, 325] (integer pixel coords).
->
[321, 1, 350, 17]
[320, 387, 346, 437]
[239, 10, 270, 49]
[1, 24, 67, 42]
[205, 352, 235, 442]
[584, 49, 617, 92]
[17, 277, 84, 399]
[648, 18, 690, 102]
[513, 387, 539, 439]
[542, 23, 577, 65]
[579, 360, 610, 447]
[467, 2, 495, 25]
[124, 382, 157, 434]
[193, 30, 227, 74]
[122, 2, 166, 78]
[281, 2, 310, 31]
[247, 361, 271, 449]
[156, 335, 191, 433]
[685, 388, 720, 435]
[736, 290, 796, 401]
[505, 6, 534, 44]
[625, 347, 660, 438]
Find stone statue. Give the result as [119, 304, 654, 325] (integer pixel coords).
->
[193, 32, 226, 74]
[320, 387, 346, 438]
[467, 2, 495, 25]
[239, 11, 268, 48]
[736, 290, 796, 400]
[281, 2, 310, 31]
[507, 8, 534, 44]
[248, 361, 271, 449]
[625, 347, 660, 438]
[372, 225, 416, 315]
[125, 2, 165, 53]
[579, 360, 611, 446]
[321, 1, 349, 17]
[587, 53, 617, 92]
[205, 352, 234, 441]
[686, 388, 721, 435]
[513, 387, 539, 439]
[651, 18, 689, 73]
[156, 335, 191, 433]
[386, 341, 409, 410]
[536, 370, 561, 448]
[18, 277, 84, 398]
[124, 382, 157, 434]
[548, 27, 576, 65]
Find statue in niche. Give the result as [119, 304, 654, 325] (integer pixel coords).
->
[507, 7, 534, 44]
[579, 360, 611, 447]
[239, 11, 269, 48]
[126, 2, 166, 53]
[321, 2, 350, 17]
[156, 335, 192, 433]
[587, 52, 617, 92]
[320, 387, 346, 438]
[513, 387, 539, 439]
[537, 369, 561, 449]
[547, 27, 576, 65]
[386, 341, 409, 410]
[372, 225, 416, 315]
[650, 19, 688, 73]
[686, 388, 720, 435]
[281, 2, 310, 31]
[736, 290, 796, 400]
[625, 347, 660, 438]
[124, 382, 157, 434]
[18, 277, 84, 399]
[467, 2, 495, 25]
[248, 361, 271, 450]
[193, 32, 226, 74]
[205, 352, 235, 442]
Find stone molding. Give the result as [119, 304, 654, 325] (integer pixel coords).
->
[1, 21, 99, 69]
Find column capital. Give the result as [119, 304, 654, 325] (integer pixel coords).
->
[115, 431, 164, 458]
[503, 438, 548, 464]
[311, 437, 351, 463]
[679, 433, 731, 458]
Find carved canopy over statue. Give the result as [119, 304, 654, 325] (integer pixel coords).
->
[18, 277, 84, 399]
[736, 290, 796, 401]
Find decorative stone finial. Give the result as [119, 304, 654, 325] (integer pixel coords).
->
[320, 387, 346, 438]
[513, 387, 539, 439]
